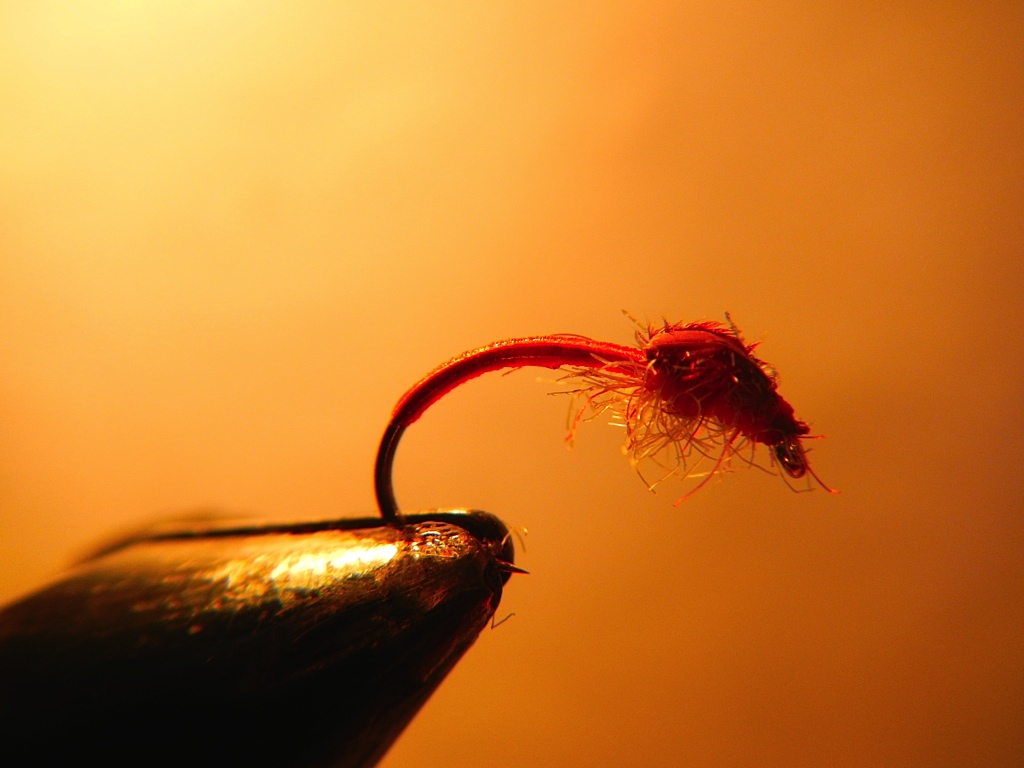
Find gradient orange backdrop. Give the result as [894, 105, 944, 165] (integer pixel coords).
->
[2, 3, 1022, 766]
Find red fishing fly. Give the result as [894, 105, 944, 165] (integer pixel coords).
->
[375, 316, 835, 523]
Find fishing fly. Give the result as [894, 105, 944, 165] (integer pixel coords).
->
[374, 316, 835, 523]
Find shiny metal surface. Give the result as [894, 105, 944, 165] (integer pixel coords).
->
[0, 510, 515, 767]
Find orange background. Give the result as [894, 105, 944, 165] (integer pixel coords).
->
[2, 3, 1022, 766]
